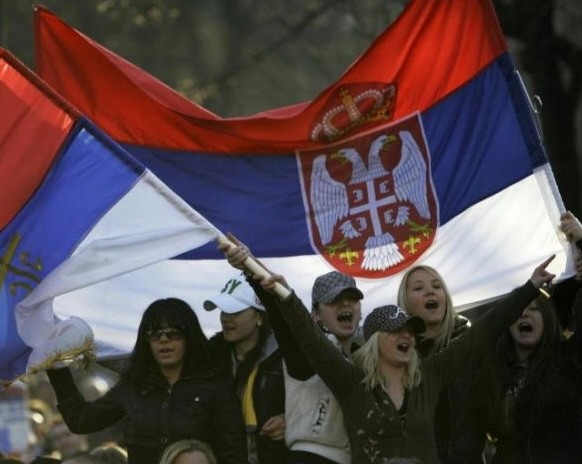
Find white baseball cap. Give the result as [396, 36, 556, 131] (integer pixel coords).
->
[203, 272, 265, 314]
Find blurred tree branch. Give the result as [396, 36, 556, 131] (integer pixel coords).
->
[495, 0, 582, 214]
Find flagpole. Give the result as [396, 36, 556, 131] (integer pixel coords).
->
[216, 234, 291, 298]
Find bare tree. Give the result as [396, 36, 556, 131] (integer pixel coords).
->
[495, 0, 582, 215]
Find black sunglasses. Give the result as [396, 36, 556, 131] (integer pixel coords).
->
[147, 327, 184, 341]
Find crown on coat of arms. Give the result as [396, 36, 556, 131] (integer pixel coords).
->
[310, 84, 397, 142]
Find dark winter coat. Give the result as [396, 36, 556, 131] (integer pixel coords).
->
[417, 314, 494, 464]
[209, 331, 288, 464]
[47, 366, 247, 464]
[489, 285, 582, 464]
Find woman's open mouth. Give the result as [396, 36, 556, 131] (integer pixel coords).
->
[397, 342, 410, 353]
[424, 300, 438, 310]
[337, 312, 354, 323]
[518, 322, 533, 334]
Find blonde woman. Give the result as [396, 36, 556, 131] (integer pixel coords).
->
[397, 265, 458, 354]
[221, 238, 555, 464]
[397, 265, 492, 463]
[158, 439, 216, 464]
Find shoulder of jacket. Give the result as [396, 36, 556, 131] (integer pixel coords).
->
[451, 314, 472, 339]
[324, 332, 343, 352]
[258, 332, 283, 363]
[208, 331, 226, 346]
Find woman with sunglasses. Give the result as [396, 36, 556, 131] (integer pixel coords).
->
[46, 298, 247, 464]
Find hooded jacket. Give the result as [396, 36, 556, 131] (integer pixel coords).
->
[209, 330, 288, 464]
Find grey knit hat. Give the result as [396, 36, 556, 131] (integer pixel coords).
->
[311, 271, 363, 307]
[362, 305, 425, 341]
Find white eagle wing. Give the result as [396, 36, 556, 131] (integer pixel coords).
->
[392, 131, 430, 219]
[367, 134, 389, 179]
[311, 155, 349, 245]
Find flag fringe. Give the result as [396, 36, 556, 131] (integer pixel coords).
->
[0, 341, 95, 389]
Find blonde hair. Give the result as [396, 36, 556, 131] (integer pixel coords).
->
[397, 265, 455, 353]
[158, 439, 217, 464]
[89, 442, 128, 464]
[353, 332, 422, 391]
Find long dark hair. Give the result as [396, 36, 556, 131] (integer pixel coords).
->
[494, 295, 568, 432]
[124, 298, 213, 389]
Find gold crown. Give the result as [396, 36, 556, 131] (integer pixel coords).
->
[311, 85, 396, 142]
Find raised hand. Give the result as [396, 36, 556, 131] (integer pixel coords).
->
[218, 233, 252, 270]
[217, 233, 291, 298]
[560, 211, 582, 243]
[529, 254, 556, 289]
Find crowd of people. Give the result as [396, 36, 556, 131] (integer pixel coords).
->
[1, 211, 581, 464]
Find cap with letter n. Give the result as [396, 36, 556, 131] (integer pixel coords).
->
[203, 272, 265, 314]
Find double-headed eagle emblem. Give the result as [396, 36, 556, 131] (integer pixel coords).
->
[310, 130, 430, 271]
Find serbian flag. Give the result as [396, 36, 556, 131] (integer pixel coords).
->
[0, 50, 223, 382]
[34, 0, 573, 334]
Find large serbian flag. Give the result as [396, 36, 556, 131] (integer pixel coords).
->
[34, 0, 573, 332]
[0, 50, 222, 382]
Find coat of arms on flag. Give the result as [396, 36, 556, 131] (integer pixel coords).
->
[298, 113, 438, 277]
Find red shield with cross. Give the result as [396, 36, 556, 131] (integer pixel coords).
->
[298, 113, 438, 278]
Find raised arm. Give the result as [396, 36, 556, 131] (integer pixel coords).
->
[427, 256, 555, 386]
[560, 211, 582, 248]
[260, 286, 360, 400]
[560, 210, 582, 281]
[246, 277, 317, 380]
[218, 235, 316, 379]
[46, 367, 125, 433]
[472, 256, 554, 341]
[219, 235, 360, 400]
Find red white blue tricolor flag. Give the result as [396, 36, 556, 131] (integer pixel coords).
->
[28, 0, 575, 358]
[0, 50, 221, 381]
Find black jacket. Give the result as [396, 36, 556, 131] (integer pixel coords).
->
[416, 314, 493, 464]
[209, 331, 288, 464]
[47, 367, 247, 464]
[490, 285, 582, 464]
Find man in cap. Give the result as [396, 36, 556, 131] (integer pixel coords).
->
[204, 272, 287, 464]
[259, 270, 364, 464]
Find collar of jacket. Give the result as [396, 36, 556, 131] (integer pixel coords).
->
[416, 314, 471, 357]
[140, 365, 216, 393]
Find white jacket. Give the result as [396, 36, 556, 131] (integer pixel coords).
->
[283, 333, 351, 464]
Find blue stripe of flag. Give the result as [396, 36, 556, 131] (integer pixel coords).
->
[0, 119, 145, 380]
[124, 53, 546, 261]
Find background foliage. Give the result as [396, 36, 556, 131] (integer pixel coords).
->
[2, 0, 581, 214]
